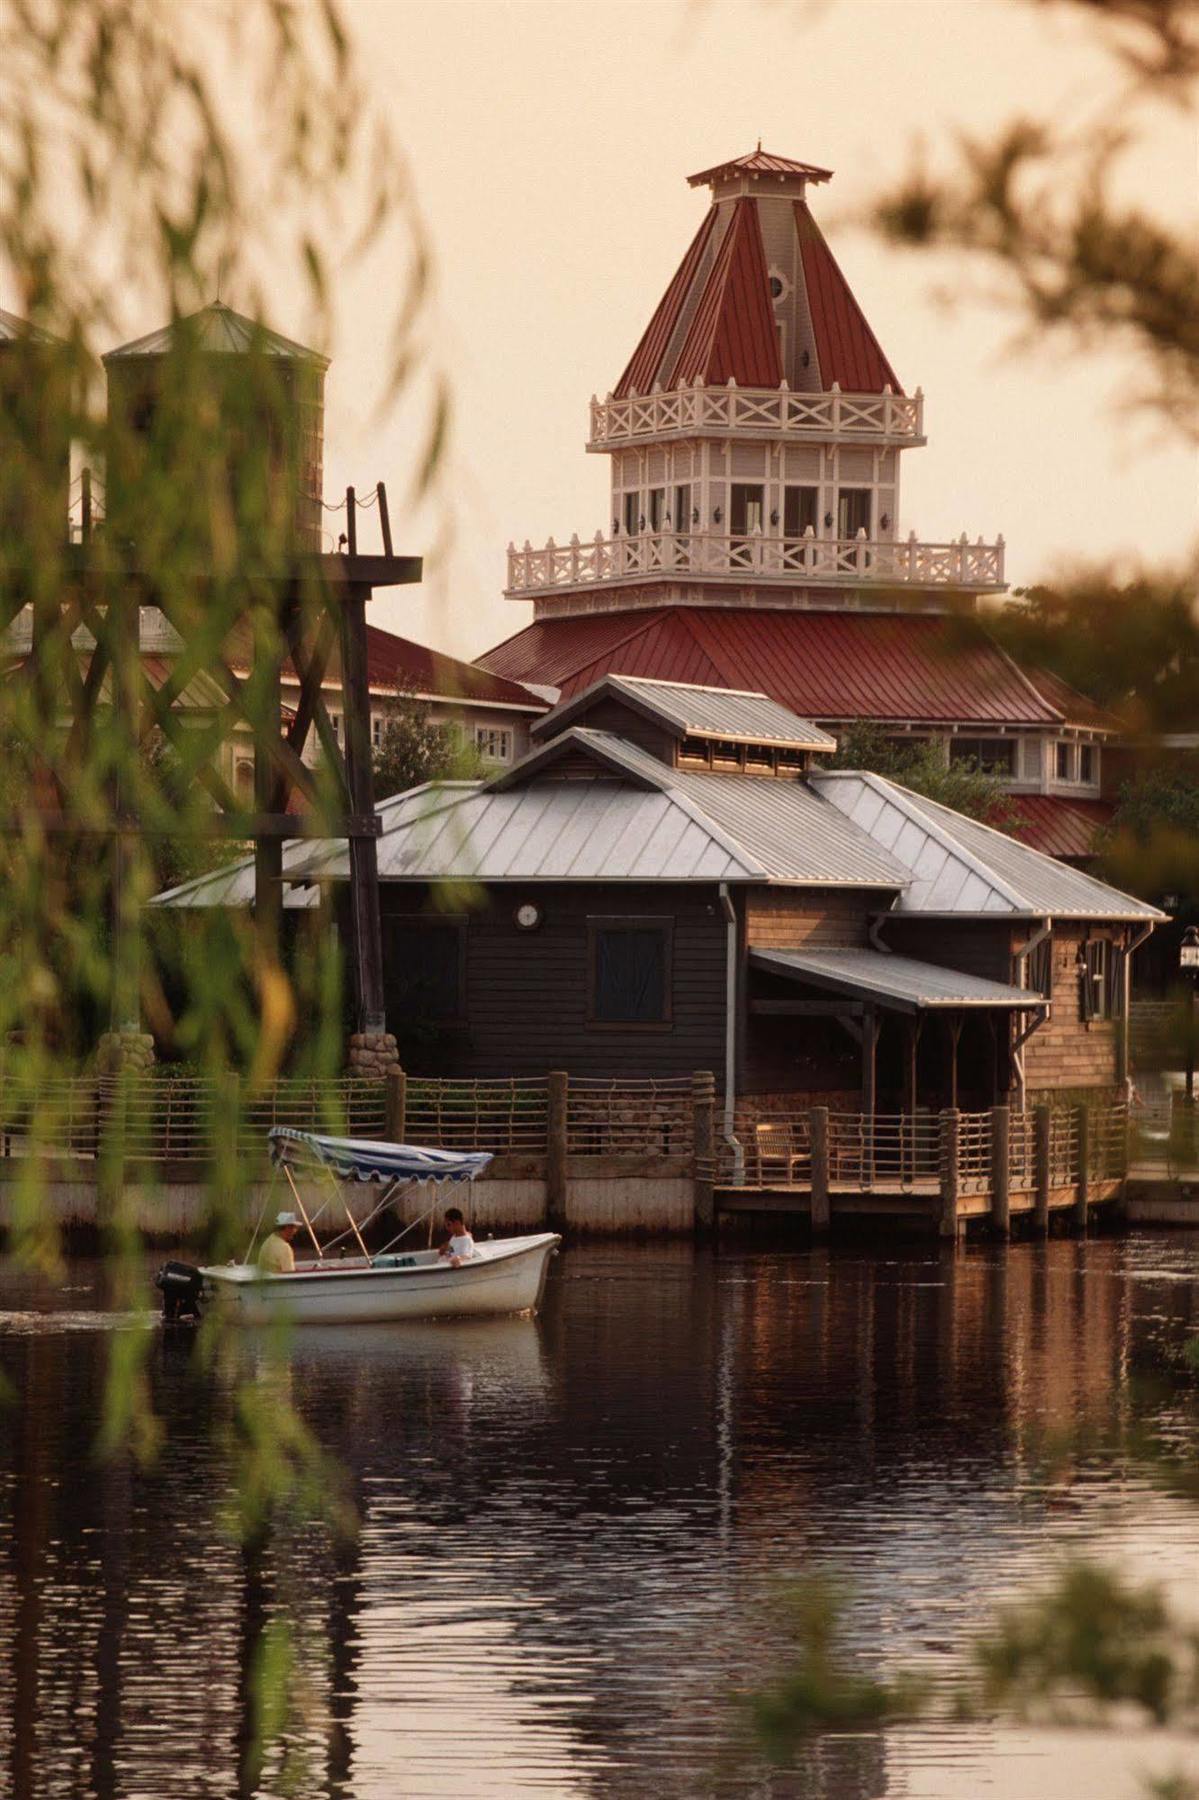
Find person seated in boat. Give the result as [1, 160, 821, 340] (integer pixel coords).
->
[438, 1207, 478, 1268]
[258, 1211, 301, 1274]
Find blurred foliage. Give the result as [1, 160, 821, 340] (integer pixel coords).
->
[829, 719, 1023, 825]
[371, 687, 481, 801]
[747, 1579, 929, 1763]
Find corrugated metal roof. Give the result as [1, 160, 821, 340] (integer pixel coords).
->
[750, 947, 1047, 1011]
[0, 308, 61, 346]
[104, 302, 329, 366]
[484, 607, 1085, 730]
[670, 197, 782, 390]
[688, 151, 834, 188]
[580, 735, 910, 887]
[794, 201, 902, 395]
[614, 208, 718, 399]
[535, 674, 835, 749]
[813, 770, 1161, 920]
[1008, 794, 1112, 862]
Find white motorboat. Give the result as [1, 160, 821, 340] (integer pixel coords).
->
[157, 1128, 559, 1327]
[200, 1233, 560, 1326]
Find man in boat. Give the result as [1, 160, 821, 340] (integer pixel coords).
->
[258, 1211, 301, 1274]
[438, 1207, 478, 1269]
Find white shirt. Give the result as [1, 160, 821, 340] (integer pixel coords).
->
[446, 1231, 477, 1261]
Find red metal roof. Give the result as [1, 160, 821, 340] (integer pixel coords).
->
[614, 208, 717, 400]
[670, 197, 783, 390]
[688, 150, 834, 188]
[361, 624, 544, 709]
[1020, 665, 1116, 732]
[1005, 793, 1112, 862]
[795, 202, 901, 395]
[479, 607, 1084, 729]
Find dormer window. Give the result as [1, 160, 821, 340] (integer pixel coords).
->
[1079, 744, 1096, 785]
[776, 748, 805, 775]
[712, 739, 743, 770]
[678, 736, 711, 768]
[745, 743, 774, 773]
[1055, 741, 1073, 782]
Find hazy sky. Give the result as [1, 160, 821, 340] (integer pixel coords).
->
[313, 0, 1197, 661]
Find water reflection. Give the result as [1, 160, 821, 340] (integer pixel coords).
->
[0, 1234, 1195, 1797]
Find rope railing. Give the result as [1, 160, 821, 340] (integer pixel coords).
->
[829, 1111, 942, 1193]
[956, 1112, 993, 1195]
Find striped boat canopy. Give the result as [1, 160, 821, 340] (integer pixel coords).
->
[269, 1128, 492, 1185]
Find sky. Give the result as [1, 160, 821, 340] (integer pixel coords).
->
[311, 0, 1197, 661]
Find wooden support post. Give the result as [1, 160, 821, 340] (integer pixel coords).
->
[1073, 1104, 1090, 1233]
[345, 486, 357, 557]
[810, 1105, 831, 1238]
[990, 1103, 1011, 1238]
[546, 1070, 568, 1233]
[1033, 1102, 1051, 1236]
[692, 1070, 716, 1234]
[339, 582, 386, 1034]
[384, 1066, 407, 1145]
[862, 1008, 878, 1187]
[377, 482, 393, 558]
[939, 1107, 960, 1239]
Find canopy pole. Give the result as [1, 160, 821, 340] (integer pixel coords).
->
[284, 1164, 324, 1260]
[341, 1184, 372, 1264]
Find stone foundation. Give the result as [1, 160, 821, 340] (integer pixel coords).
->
[347, 1031, 400, 1080]
[95, 1029, 156, 1076]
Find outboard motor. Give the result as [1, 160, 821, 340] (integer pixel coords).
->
[154, 1260, 204, 1327]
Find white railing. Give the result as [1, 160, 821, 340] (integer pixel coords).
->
[506, 528, 1006, 596]
[588, 382, 924, 448]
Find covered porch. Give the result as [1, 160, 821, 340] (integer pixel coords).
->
[746, 946, 1047, 1118]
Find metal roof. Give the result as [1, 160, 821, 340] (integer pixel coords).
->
[104, 302, 329, 366]
[481, 608, 1099, 731]
[671, 197, 782, 389]
[534, 674, 835, 750]
[750, 947, 1047, 1013]
[813, 771, 1162, 921]
[795, 201, 901, 394]
[281, 728, 909, 892]
[615, 209, 718, 400]
[688, 150, 834, 188]
[0, 308, 62, 346]
[1007, 793, 1113, 863]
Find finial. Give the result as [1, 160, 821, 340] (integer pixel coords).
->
[756, 137, 762, 153]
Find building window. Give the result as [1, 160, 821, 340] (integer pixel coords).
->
[711, 739, 743, 770]
[729, 483, 764, 536]
[1055, 741, 1073, 782]
[622, 491, 639, 537]
[949, 737, 1016, 776]
[672, 483, 692, 531]
[678, 736, 710, 768]
[330, 711, 342, 744]
[371, 713, 384, 749]
[589, 919, 672, 1026]
[384, 920, 465, 1023]
[648, 487, 666, 533]
[783, 485, 818, 538]
[837, 488, 872, 539]
[1079, 744, 1096, 785]
[1027, 932, 1053, 1001]
[474, 726, 512, 764]
[744, 742, 774, 773]
[1079, 938, 1119, 1022]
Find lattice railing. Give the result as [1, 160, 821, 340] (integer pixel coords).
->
[566, 1077, 693, 1157]
[505, 529, 1005, 595]
[1049, 1110, 1081, 1188]
[404, 1078, 548, 1154]
[587, 383, 925, 447]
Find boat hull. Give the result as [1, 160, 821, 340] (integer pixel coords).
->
[200, 1233, 560, 1326]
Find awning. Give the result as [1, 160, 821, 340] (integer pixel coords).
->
[749, 947, 1048, 1014]
[269, 1128, 493, 1184]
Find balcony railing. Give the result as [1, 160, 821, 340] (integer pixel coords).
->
[505, 528, 1006, 597]
[587, 381, 924, 449]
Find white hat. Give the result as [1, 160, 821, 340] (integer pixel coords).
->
[275, 1210, 299, 1229]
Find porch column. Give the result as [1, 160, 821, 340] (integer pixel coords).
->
[945, 1015, 963, 1111]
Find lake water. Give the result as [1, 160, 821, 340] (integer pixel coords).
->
[1, 1232, 1197, 1798]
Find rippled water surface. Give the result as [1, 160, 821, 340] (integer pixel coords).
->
[1, 1232, 1198, 1797]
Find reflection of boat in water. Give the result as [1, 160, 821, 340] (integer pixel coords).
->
[159, 1130, 560, 1326]
[252, 1315, 553, 1396]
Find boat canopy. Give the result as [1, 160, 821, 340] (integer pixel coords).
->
[269, 1129, 493, 1185]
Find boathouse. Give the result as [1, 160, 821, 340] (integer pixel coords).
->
[162, 675, 1161, 1113]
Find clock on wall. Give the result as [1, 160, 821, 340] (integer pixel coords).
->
[514, 902, 543, 931]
